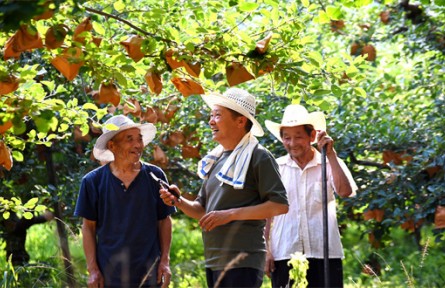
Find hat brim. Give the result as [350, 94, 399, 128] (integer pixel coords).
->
[265, 112, 326, 143]
[201, 92, 264, 137]
[93, 123, 156, 162]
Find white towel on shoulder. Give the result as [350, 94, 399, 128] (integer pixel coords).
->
[197, 132, 258, 189]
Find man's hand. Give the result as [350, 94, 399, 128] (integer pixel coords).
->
[159, 185, 181, 206]
[316, 130, 335, 157]
[87, 268, 104, 288]
[157, 260, 172, 288]
[199, 210, 233, 231]
[264, 250, 275, 278]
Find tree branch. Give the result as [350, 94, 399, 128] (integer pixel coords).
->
[84, 6, 175, 45]
[168, 159, 200, 179]
[348, 152, 391, 169]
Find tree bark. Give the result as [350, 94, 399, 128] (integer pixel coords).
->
[45, 146, 77, 288]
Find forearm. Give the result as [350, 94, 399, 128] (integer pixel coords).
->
[265, 218, 272, 250]
[158, 216, 172, 264]
[229, 201, 288, 221]
[82, 220, 100, 273]
[160, 186, 206, 219]
[327, 154, 353, 198]
[175, 197, 206, 220]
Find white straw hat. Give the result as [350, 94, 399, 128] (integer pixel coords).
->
[265, 104, 326, 143]
[201, 88, 264, 136]
[93, 115, 156, 162]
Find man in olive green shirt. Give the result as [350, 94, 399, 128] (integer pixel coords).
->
[160, 88, 288, 287]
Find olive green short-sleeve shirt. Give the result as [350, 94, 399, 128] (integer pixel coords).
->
[196, 144, 288, 271]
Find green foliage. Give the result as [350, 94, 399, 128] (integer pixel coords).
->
[1, 216, 444, 287]
[0, 223, 76, 288]
[342, 222, 445, 287]
[0, 196, 46, 220]
[0, 0, 445, 286]
[288, 252, 309, 288]
[169, 217, 206, 287]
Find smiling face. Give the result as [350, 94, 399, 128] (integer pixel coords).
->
[281, 125, 316, 162]
[108, 127, 144, 163]
[208, 105, 248, 150]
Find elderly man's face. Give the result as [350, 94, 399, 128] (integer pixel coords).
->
[281, 126, 315, 160]
[108, 128, 144, 163]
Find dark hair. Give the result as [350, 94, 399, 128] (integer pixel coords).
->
[228, 109, 253, 132]
[279, 124, 314, 138]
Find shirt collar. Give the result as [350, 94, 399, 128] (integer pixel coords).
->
[278, 147, 322, 169]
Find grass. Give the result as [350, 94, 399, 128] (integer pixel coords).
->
[1, 219, 444, 287]
[342, 222, 445, 287]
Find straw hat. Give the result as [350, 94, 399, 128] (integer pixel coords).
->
[265, 104, 326, 142]
[201, 88, 264, 136]
[93, 115, 156, 162]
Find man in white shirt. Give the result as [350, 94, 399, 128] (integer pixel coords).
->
[264, 104, 357, 288]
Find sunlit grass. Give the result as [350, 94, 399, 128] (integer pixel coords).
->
[1, 218, 444, 287]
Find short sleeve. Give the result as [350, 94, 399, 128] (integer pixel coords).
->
[74, 173, 99, 221]
[252, 146, 288, 205]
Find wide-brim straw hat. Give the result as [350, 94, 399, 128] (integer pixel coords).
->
[265, 104, 326, 143]
[93, 115, 156, 162]
[201, 88, 264, 136]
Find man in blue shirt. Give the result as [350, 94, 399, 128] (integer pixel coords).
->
[75, 115, 175, 288]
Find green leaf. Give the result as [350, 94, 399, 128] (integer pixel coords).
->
[104, 123, 119, 131]
[301, 0, 309, 7]
[354, 87, 367, 98]
[35, 205, 47, 212]
[313, 89, 331, 96]
[358, 0, 373, 6]
[58, 123, 69, 132]
[27, 129, 36, 139]
[143, 38, 157, 54]
[331, 84, 342, 97]
[326, 6, 342, 20]
[34, 115, 56, 133]
[120, 65, 136, 73]
[80, 123, 89, 136]
[238, 2, 259, 12]
[23, 212, 33, 220]
[55, 85, 67, 93]
[319, 100, 331, 110]
[113, 1, 126, 13]
[11, 150, 24, 162]
[185, 42, 196, 53]
[317, 10, 330, 24]
[12, 120, 27, 135]
[3, 211, 10, 220]
[46, 99, 66, 111]
[12, 197, 21, 205]
[83, 103, 98, 111]
[41, 80, 55, 91]
[307, 51, 323, 68]
[24, 197, 38, 209]
[114, 72, 127, 87]
[92, 21, 106, 36]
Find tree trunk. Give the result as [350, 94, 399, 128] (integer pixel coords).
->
[45, 146, 77, 288]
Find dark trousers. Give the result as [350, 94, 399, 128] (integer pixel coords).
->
[272, 258, 343, 288]
[206, 267, 263, 288]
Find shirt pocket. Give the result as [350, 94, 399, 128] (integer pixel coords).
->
[311, 181, 334, 204]
[311, 181, 323, 204]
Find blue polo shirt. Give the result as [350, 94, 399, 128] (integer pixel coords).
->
[74, 162, 175, 287]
